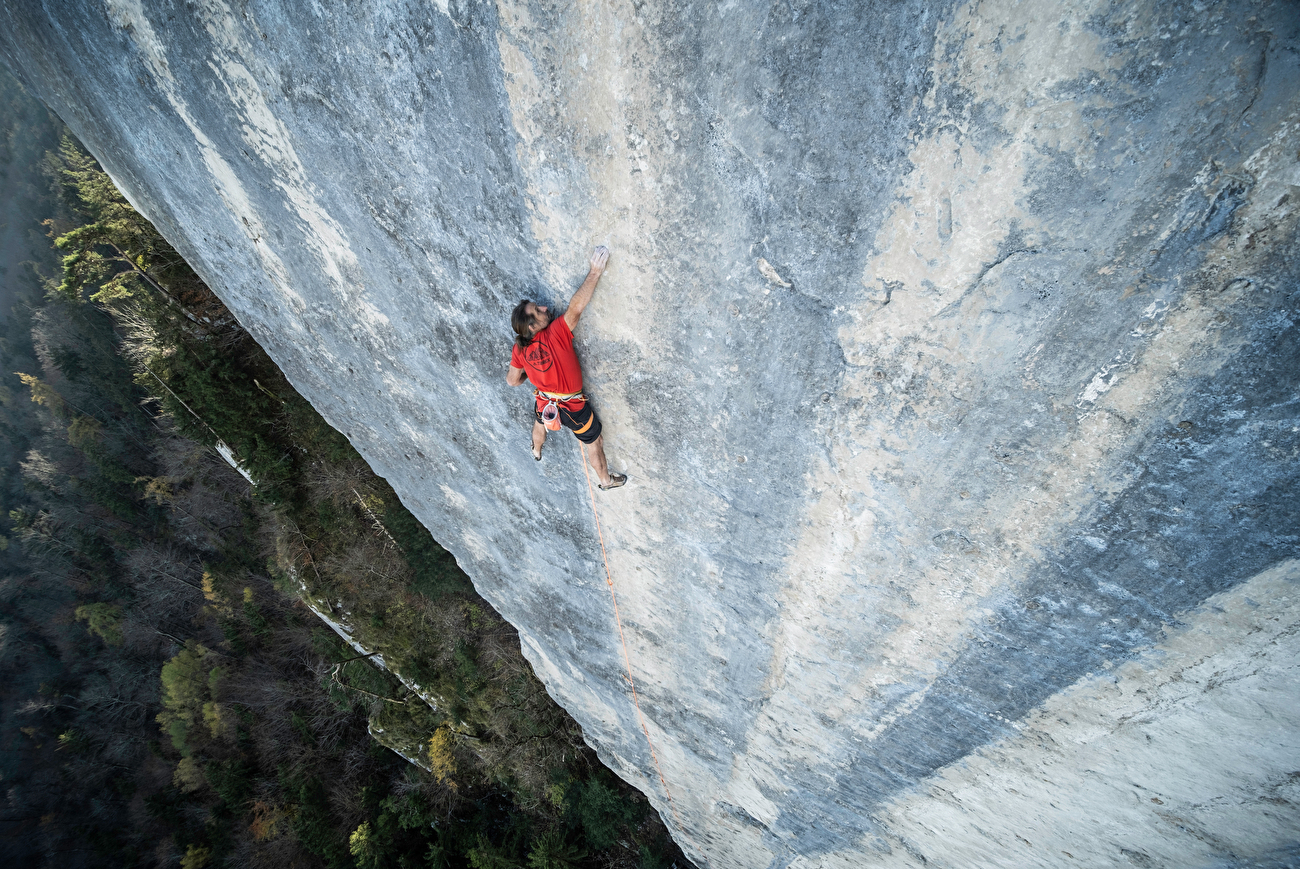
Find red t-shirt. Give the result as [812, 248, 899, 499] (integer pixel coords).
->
[510, 316, 585, 410]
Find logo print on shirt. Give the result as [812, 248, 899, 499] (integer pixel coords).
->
[526, 341, 553, 372]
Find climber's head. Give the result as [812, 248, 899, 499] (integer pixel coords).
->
[511, 300, 551, 347]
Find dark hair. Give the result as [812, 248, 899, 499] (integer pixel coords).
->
[511, 299, 537, 348]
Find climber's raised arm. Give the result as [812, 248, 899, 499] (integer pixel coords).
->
[506, 364, 527, 387]
[563, 245, 610, 331]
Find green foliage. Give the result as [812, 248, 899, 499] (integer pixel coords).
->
[47, 134, 183, 304]
[219, 616, 247, 655]
[289, 776, 352, 869]
[15, 371, 65, 414]
[382, 496, 474, 600]
[150, 336, 296, 503]
[49, 345, 85, 381]
[468, 834, 522, 869]
[74, 465, 145, 522]
[242, 586, 269, 634]
[426, 839, 453, 869]
[382, 790, 435, 831]
[338, 653, 403, 702]
[349, 820, 380, 869]
[156, 642, 213, 751]
[65, 413, 101, 451]
[160, 644, 210, 708]
[347, 801, 427, 869]
[206, 664, 226, 696]
[165, 718, 190, 753]
[267, 559, 298, 594]
[67, 414, 135, 483]
[74, 601, 123, 645]
[453, 641, 484, 697]
[527, 829, 586, 869]
[639, 844, 673, 869]
[174, 756, 207, 793]
[570, 778, 639, 850]
[180, 844, 212, 869]
[205, 758, 254, 810]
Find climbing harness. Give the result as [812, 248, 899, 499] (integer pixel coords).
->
[577, 442, 688, 835]
[536, 387, 586, 404]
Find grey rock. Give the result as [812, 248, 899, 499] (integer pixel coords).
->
[2, 1, 1299, 866]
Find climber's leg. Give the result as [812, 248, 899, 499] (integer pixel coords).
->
[585, 433, 612, 485]
[566, 406, 623, 489]
[531, 420, 546, 461]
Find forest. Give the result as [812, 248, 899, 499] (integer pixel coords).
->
[0, 68, 687, 869]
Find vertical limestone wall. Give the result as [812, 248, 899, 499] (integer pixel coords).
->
[1, 1, 1297, 865]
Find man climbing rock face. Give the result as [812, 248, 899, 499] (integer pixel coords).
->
[506, 245, 627, 490]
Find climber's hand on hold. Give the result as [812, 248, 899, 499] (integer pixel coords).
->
[566, 246, 610, 330]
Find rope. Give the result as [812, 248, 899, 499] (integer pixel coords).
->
[578, 443, 687, 833]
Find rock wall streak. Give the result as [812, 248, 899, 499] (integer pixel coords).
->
[2, 1, 1298, 866]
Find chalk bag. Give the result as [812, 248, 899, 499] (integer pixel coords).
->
[541, 400, 562, 431]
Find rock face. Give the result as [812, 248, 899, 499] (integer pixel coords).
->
[3, 1, 1299, 865]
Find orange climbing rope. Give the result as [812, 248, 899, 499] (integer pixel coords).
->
[578, 443, 687, 833]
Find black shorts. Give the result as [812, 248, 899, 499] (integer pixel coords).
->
[535, 402, 602, 444]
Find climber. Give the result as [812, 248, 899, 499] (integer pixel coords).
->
[506, 245, 627, 490]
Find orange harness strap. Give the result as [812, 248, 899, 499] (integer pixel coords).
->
[578, 443, 687, 835]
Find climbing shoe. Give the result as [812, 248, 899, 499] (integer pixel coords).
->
[598, 473, 627, 491]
